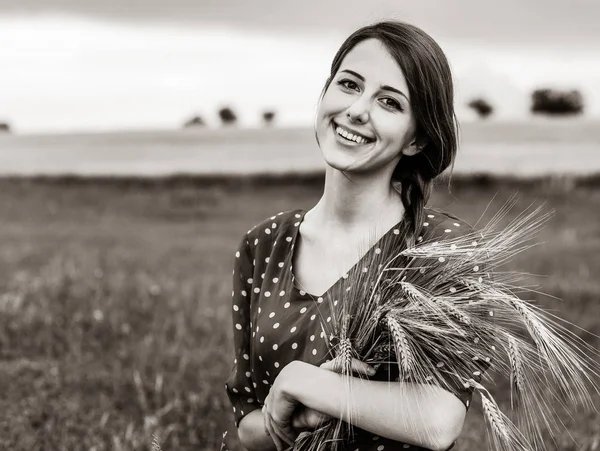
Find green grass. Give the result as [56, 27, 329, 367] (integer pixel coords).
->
[0, 174, 598, 450]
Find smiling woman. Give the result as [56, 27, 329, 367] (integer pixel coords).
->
[225, 20, 470, 451]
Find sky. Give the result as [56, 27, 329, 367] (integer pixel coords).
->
[1, 0, 600, 133]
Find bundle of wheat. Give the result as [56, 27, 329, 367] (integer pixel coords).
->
[294, 197, 600, 451]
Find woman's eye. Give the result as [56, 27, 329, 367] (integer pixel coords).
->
[382, 98, 402, 111]
[338, 79, 359, 91]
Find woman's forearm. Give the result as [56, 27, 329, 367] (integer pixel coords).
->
[237, 409, 278, 451]
[284, 362, 467, 451]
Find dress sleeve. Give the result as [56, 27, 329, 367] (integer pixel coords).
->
[225, 234, 261, 427]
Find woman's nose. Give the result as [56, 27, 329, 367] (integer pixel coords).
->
[346, 100, 370, 124]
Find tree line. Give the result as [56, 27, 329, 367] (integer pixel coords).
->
[0, 88, 588, 134]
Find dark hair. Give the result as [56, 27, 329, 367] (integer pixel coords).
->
[318, 21, 459, 242]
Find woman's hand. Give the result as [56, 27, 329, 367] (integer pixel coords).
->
[263, 361, 308, 450]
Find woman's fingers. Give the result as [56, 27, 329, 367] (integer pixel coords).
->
[265, 414, 285, 451]
[320, 357, 376, 376]
[267, 412, 296, 447]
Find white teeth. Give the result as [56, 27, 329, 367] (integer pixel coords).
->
[335, 125, 370, 145]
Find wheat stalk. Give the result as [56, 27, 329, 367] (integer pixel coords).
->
[293, 198, 600, 451]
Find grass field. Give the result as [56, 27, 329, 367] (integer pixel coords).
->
[1, 174, 599, 451]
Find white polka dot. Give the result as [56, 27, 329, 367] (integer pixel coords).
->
[286, 236, 293, 242]
[466, 400, 470, 407]
[284, 302, 290, 308]
[264, 291, 271, 297]
[450, 287, 457, 293]
[254, 287, 260, 294]
[269, 312, 275, 318]
[472, 241, 478, 246]
[375, 248, 381, 254]
[290, 326, 297, 333]
[245, 386, 251, 393]
[258, 307, 262, 314]
[254, 239, 258, 245]
[241, 290, 247, 296]
[272, 223, 277, 229]
[454, 222, 460, 227]
[343, 273, 349, 279]
[272, 277, 279, 283]
[292, 343, 298, 349]
[450, 244, 457, 250]
[489, 310, 494, 316]
[245, 371, 251, 377]
[295, 213, 301, 218]
[274, 362, 280, 368]
[393, 229, 400, 235]
[258, 356, 263, 361]
[263, 380, 269, 384]
[294, 222, 300, 227]
[233, 407, 236, 412]
[235, 323, 242, 330]
[438, 257, 445, 262]
[299, 290, 306, 295]
[247, 278, 253, 284]
[333, 300, 338, 306]
[377, 446, 385, 451]
[372, 436, 380, 440]
[403, 445, 410, 449]
[278, 262, 284, 268]
[362, 267, 368, 273]
[261, 273, 265, 279]
[436, 362, 444, 368]
[427, 214, 435, 218]
[312, 349, 317, 355]
[310, 335, 315, 341]
[233, 305, 239, 311]
[273, 344, 279, 350]
[320, 331, 325, 338]
[417, 236, 423, 242]
[235, 251, 240, 258]
[423, 222, 429, 226]
[232, 388, 238, 393]
[473, 266, 480, 272]
[300, 307, 307, 314]
[273, 323, 280, 329]
[445, 229, 452, 233]
[326, 316, 331, 322]
[473, 371, 481, 376]
[317, 297, 324, 303]
[265, 228, 271, 235]
[260, 336, 264, 343]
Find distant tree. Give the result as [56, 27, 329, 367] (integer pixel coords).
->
[182, 115, 206, 128]
[262, 110, 276, 127]
[531, 88, 584, 116]
[218, 106, 238, 126]
[0, 122, 11, 133]
[467, 98, 494, 119]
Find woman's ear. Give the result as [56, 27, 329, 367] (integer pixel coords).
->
[402, 140, 424, 157]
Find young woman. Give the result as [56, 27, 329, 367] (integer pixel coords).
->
[226, 21, 489, 451]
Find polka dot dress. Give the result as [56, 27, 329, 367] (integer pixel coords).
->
[225, 209, 492, 450]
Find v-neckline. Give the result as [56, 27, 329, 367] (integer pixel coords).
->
[288, 209, 407, 300]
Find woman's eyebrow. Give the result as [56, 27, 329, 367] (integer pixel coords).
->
[339, 69, 409, 102]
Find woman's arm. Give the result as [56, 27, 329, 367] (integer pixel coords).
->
[238, 409, 278, 451]
[279, 361, 467, 451]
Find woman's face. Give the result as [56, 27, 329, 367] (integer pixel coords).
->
[315, 38, 420, 176]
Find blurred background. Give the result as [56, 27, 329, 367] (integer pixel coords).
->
[0, 1, 599, 450]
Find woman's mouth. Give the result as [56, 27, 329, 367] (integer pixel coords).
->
[332, 122, 376, 146]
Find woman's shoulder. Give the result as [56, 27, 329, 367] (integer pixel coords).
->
[421, 207, 480, 241]
[243, 209, 305, 242]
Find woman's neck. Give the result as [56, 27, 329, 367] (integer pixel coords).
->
[308, 167, 405, 234]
